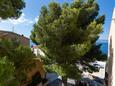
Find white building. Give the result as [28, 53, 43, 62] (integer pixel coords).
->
[31, 46, 45, 57]
[106, 8, 115, 86]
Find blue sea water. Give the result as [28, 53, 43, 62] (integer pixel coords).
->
[97, 40, 108, 55]
[101, 42, 108, 54]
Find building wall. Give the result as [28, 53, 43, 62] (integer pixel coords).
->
[107, 8, 115, 86]
[0, 30, 30, 46]
[31, 46, 45, 57]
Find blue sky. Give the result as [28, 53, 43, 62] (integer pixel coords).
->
[0, 0, 115, 40]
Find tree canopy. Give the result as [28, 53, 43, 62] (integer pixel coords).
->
[0, 0, 25, 19]
[31, 0, 106, 83]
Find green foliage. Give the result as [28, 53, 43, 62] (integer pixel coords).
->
[0, 39, 19, 57]
[31, 0, 105, 80]
[0, 0, 25, 19]
[12, 46, 36, 83]
[45, 64, 82, 79]
[0, 57, 19, 86]
[80, 40, 107, 72]
[0, 39, 37, 85]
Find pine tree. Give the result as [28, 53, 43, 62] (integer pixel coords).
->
[31, 0, 106, 85]
[79, 37, 107, 72]
[0, 0, 25, 19]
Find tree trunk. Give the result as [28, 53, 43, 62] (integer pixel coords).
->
[62, 77, 67, 86]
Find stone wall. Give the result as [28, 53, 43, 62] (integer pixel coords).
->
[0, 30, 30, 46]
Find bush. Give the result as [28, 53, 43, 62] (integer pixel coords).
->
[0, 39, 42, 85]
[0, 57, 19, 86]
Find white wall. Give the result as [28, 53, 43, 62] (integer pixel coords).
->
[108, 8, 115, 86]
[31, 47, 45, 57]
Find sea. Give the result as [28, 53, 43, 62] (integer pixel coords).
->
[97, 40, 108, 55]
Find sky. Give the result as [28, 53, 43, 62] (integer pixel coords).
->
[0, 0, 115, 40]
